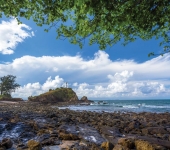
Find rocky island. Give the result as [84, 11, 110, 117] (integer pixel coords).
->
[0, 88, 170, 150]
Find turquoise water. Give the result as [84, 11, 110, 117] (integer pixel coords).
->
[60, 100, 170, 113]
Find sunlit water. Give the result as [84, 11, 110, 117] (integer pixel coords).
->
[59, 99, 170, 113]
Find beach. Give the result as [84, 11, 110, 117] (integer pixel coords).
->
[0, 101, 170, 150]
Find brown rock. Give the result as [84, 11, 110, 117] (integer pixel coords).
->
[135, 140, 155, 150]
[101, 141, 114, 150]
[113, 144, 126, 150]
[59, 132, 79, 140]
[118, 138, 135, 149]
[27, 140, 42, 150]
[142, 127, 168, 135]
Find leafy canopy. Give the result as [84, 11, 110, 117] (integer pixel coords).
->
[0, 75, 20, 96]
[0, 0, 170, 55]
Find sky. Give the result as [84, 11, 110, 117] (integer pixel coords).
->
[0, 17, 170, 100]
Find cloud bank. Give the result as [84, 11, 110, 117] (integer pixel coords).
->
[1, 51, 168, 99]
[0, 19, 34, 54]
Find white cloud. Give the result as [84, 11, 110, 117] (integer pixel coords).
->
[1, 50, 170, 99]
[42, 76, 64, 91]
[73, 71, 168, 99]
[0, 19, 34, 54]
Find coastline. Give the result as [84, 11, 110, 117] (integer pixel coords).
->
[0, 101, 170, 150]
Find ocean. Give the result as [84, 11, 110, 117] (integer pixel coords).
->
[59, 99, 170, 113]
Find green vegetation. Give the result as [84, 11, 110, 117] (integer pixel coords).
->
[0, 0, 170, 55]
[40, 87, 76, 100]
[0, 94, 11, 100]
[28, 87, 78, 102]
[0, 75, 20, 98]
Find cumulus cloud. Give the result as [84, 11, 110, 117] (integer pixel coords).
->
[1, 50, 170, 99]
[0, 19, 34, 54]
[73, 71, 168, 99]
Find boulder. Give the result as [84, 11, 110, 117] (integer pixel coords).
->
[80, 96, 88, 101]
[59, 132, 80, 140]
[27, 140, 42, 150]
[135, 140, 155, 150]
[113, 144, 126, 150]
[118, 138, 135, 149]
[101, 141, 114, 150]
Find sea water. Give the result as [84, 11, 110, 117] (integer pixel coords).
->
[59, 99, 170, 113]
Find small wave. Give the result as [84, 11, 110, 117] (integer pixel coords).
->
[122, 105, 139, 109]
[144, 105, 170, 109]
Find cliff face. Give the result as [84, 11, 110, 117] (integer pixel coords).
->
[28, 88, 78, 103]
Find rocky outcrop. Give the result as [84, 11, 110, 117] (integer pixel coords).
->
[28, 88, 78, 103]
[80, 96, 94, 103]
[80, 96, 88, 101]
[0, 98, 23, 101]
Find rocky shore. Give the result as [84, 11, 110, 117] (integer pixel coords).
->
[0, 101, 170, 150]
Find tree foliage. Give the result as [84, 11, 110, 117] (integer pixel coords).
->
[0, 75, 20, 96]
[0, 0, 170, 55]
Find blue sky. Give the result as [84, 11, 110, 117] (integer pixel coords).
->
[0, 17, 170, 100]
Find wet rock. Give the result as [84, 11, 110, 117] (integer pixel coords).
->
[135, 140, 155, 150]
[27, 140, 42, 150]
[16, 143, 28, 150]
[0, 138, 13, 149]
[43, 145, 60, 150]
[100, 126, 122, 138]
[60, 140, 79, 149]
[101, 141, 114, 150]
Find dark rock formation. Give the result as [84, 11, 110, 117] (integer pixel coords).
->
[80, 96, 94, 104]
[0, 98, 23, 101]
[28, 88, 78, 103]
[80, 96, 88, 101]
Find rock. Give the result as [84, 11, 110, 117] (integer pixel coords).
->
[16, 143, 28, 150]
[59, 140, 79, 149]
[100, 126, 122, 137]
[1, 138, 13, 149]
[43, 145, 60, 150]
[101, 141, 114, 150]
[80, 96, 88, 101]
[112, 144, 125, 150]
[0, 147, 6, 150]
[59, 132, 80, 140]
[27, 140, 42, 150]
[142, 127, 168, 135]
[118, 138, 135, 149]
[135, 140, 155, 150]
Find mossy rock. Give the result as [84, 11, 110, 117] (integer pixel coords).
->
[28, 87, 78, 103]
